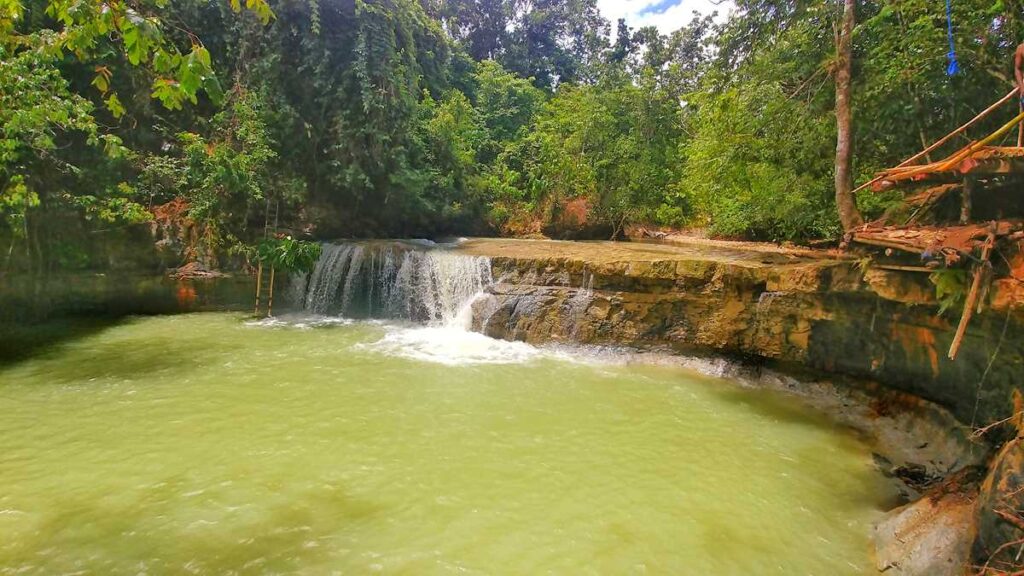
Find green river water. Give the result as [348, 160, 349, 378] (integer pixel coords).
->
[0, 313, 895, 575]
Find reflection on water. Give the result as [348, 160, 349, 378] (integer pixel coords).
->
[0, 313, 895, 574]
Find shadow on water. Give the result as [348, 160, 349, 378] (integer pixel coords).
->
[0, 272, 253, 368]
[0, 315, 126, 367]
[6, 323, 244, 384]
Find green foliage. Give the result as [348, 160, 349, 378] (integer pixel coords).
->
[680, 81, 840, 241]
[255, 237, 321, 274]
[510, 74, 684, 232]
[0, 43, 140, 235]
[6, 0, 1024, 275]
[473, 60, 546, 163]
[857, 0, 1020, 172]
[178, 89, 277, 222]
[135, 88, 293, 259]
[930, 268, 969, 316]
[415, 89, 485, 223]
[69, 183, 152, 224]
[1, 0, 273, 114]
[0, 0, 273, 274]
[0, 176, 38, 238]
[0, 44, 102, 168]
[441, 0, 609, 88]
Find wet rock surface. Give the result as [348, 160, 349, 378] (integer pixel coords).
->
[873, 467, 982, 576]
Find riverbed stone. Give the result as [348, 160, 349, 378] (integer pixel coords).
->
[873, 468, 981, 576]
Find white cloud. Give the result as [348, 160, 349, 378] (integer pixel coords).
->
[596, 0, 733, 36]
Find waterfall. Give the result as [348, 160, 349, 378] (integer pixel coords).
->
[564, 270, 594, 337]
[296, 242, 493, 325]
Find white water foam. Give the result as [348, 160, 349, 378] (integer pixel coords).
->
[355, 290, 549, 366]
[245, 314, 355, 330]
[271, 241, 750, 371]
[253, 288, 549, 366]
[358, 324, 545, 366]
[248, 312, 756, 376]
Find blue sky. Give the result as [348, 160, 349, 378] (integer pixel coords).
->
[597, 0, 733, 35]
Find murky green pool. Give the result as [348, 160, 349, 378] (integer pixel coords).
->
[0, 313, 893, 574]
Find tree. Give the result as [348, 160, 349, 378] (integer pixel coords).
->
[7, 0, 1024, 267]
[680, 80, 838, 241]
[414, 89, 486, 231]
[1, 0, 273, 114]
[0, 44, 123, 275]
[499, 74, 683, 235]
[834, 0, 863, 231]
[0, 0, 274, 274]
[440, 0, 508, 61]
[609, 19, 635, 64]
[136, 87, 287, 265]
[501, 0, 609, 88]
[856, 0, 1019, 172]
[473, 60, 547, 162]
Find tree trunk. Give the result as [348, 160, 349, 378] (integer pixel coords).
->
[834, 0, 864, 232]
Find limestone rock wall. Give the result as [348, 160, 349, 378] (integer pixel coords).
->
[468, 249, 1023, 426]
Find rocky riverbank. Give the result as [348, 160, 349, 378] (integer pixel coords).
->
[457, 237, 1021, 427]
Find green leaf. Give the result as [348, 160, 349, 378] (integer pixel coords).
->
[203, 75, 225, 106]
[105, 93, 125, 118]
[193, 45, 211, 69]
[91, 73, 109, 93]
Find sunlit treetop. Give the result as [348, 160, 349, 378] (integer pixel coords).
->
[0, 0, 274, 115]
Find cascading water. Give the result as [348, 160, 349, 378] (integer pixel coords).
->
[296, 242, 493, 326]
[565, 270, 594, 337]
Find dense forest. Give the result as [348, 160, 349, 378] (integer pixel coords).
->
[1, 0, 1023, 274]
